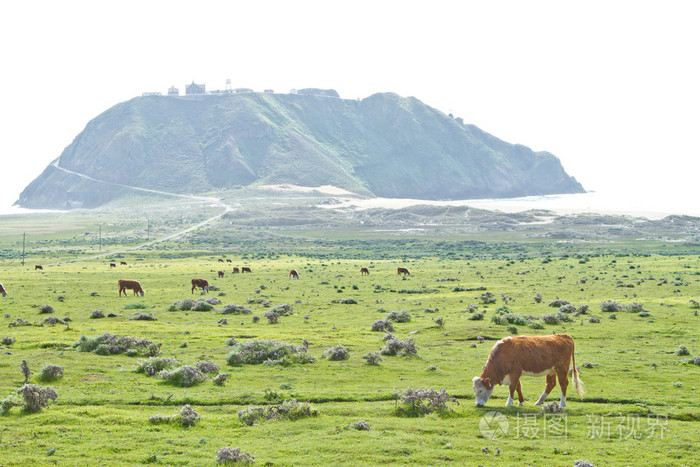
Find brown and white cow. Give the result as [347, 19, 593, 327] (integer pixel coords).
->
[472, 334, 584, 408]
[289, 269, 299, 279]
[218, 270, 225, 278]
[232, 267, 240, 274]
[0, 283, 6, 297]
[397, 267, 410, 276]
[241, 267, 252, 273]
[191, 278, 209, 294]
[360, 267, 370, 275]
[118, 279, 145, 297]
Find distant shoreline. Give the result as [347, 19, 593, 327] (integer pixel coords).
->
[2, 189, 698, 220]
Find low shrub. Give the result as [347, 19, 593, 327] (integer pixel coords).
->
[195, 360, 220, 374]
[193, 302, 214, 312]
[74, 333, 160, 357]
[371, 320, 394, 332]
[90, 310, 105, 319]
[237, 399, 318, 426]
[363, 352, 382, 365]
[129, 313, 157, 321]
[395, 387, 458, 416]
[467, 312, 484, 321]
[220, 304, 252, 315]
[478, 292, 497, 304]
[38, 305, 55, 314]
[272, 304, 293, 315]
[135, 357, 179, 376]
[226, 340, 315, 366]
[381, 337, 419, 357]
[213, 373, 230, 386]
[159, 365, 208, 387]
[149, 404, 201, 428]
[386, 310, 411, 323]
[349, 420, 371, 431]
[600, 301, 622, 313]
[323, 345, 350, 361]
[264, 312, 279, 324]
[123, 303, 148, 310]
[18, 384, 58, 413]
[43, 316, 65, 326]
[1, 336, 15, 346]
[675, 345, 691, 356]
[216, 447, 255, 465]
[548, 299, 569, 308]
[36, 364, 64, 382]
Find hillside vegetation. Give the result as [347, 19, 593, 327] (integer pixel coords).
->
[17, 90, 583, 209]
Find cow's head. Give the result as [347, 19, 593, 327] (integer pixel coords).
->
[1, 291, 5, 298]
[472, 376, 495, 406]
[139, 290, 145, 297]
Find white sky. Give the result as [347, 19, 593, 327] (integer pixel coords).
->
[1, 0, 699, 212]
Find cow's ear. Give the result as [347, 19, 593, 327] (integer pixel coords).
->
[483, 378, 493, 390]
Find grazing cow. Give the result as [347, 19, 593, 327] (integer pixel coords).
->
[35, 265, 43, 270]
[397, 267, 410, 276]
[241, 267, 252, 273]
[0, 283, 6, 298]
[110, 263, 116, 268]
[191, 278, 209, 294]
[218, 259, 224, 263]
[232, 267, 240, 274]
[120, 261, 127, 265]
[360, 267, 370, 275]
[218, 270, 225, 278]
[289, 269, 299, 279]
[118, 279, 145, 297]
[226, 259, 232, 263]
[472, 334, 584, 408]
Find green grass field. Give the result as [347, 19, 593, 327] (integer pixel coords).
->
[0, 208, 698, 465]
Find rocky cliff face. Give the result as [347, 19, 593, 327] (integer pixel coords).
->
[17, 91, 583, 209]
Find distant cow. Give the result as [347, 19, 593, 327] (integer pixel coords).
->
[35, 265, 43, 270]
[472, 334, 584, 408]
[232, 267, 240, 274]
[218, 259, 224, 263]
[118, 279, 145, 297]
[0, 283, 6, 297]
[289, 269, 299, 279]
[360, 267, 370, 275]
[110, 263, 116, 268]
[191, 278, 209, 294]
[241, 267, 252, 273]
[120, 261, 127, 266]
[397, 267, 410, 276]
[218, 270, 225, 278]
[226, 259, 232, 263]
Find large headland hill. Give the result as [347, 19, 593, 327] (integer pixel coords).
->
[16, 88, 584, 209]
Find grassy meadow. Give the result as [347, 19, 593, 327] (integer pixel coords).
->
[0, 208, 698, 466]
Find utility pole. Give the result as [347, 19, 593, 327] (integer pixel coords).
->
[21, 233, 25, 266]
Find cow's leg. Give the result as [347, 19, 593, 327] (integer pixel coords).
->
[535, 373, 557, 405]
[506, 374, 521, 406]
[556, 367, 569, 407]
[515, 380, 524, 406]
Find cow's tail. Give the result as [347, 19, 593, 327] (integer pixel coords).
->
[571, 345, 585, 397]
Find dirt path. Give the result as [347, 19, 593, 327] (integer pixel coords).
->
[47, 160, 233, 266]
